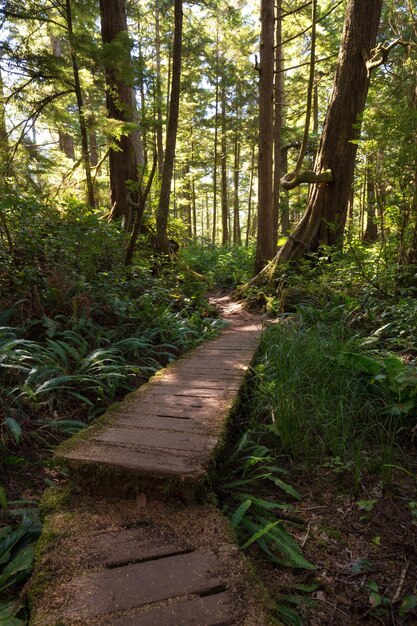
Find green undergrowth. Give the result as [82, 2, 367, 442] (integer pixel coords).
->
[215, 245, 417, 625]
[180, 242, 255, 288]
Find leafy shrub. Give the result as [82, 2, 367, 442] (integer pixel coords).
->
[180, 243, 255, 287]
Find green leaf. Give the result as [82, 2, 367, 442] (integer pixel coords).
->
[4, 418, 22, 445]
[0, 617, 26, 626]
[369, 591, 382, 608]
[266, 476, 302, 500]
[33, 375, 78, 394]
[351, 557, 372, 574]
[47, 419, 87, 434]
[230, 499, 252, 528]
[240, 520, 282, 550]
[400, 595, 417, 617]
[0, 599, 23, 620]
[0, 545, 35, 591]
[0, 487, 8, 511]
[276, 603, 303, 626]
[287, 583, 320, 593]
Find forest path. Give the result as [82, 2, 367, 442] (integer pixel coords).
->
[57, 292, 262, 485]
[30, 295, 272, 626]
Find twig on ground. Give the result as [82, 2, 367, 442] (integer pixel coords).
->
[392, 561, 409, 603]
[301, 520, 312, 547]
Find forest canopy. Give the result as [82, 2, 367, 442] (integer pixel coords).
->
[0, 0, 413, 270]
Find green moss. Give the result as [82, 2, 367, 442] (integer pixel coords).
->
[29, 511, 75, 618]
[38, 486, 72, 520]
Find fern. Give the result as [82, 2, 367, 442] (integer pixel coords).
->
[217, 431, 314, 570]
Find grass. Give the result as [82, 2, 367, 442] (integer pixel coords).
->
[245, 321, 401, 480]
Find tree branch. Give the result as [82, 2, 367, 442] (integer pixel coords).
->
[281, 169, 333, 190]
[364, 38, 402, 76]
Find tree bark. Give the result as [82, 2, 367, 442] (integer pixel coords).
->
[156, 0, 183, 253]
[245, 140, 256, 246]
[155, 4, 164, 175]
[212, 24, 219, 245]
[363, 156, 378, 242]
[0, 67, 10, 176]
[89, 131, 98, 167]
[99, 0, 143, 226]
[233, 120, 241, 245]
[280, 145, 290, 233]
[137, 21, 148, 164]
[406, 73, 417, 264]
[254, 0, 275, 273]
[273, 0, 284, 246]
[65, 2, 95, 207]
[220, 76, 228, 245]
[274, 0, 383, 266]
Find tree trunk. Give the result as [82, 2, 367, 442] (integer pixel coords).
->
[275, 0, 383, 266]
[0, 67, 10, 176]
[185, 161, 192, 238]
[280, 145, 290, 234]
[220, 77, 228, 245]
[155, 4, 164, 175]
[156, 0, 183, 253]
[273, 0, 284, 248]
[138, 29, 148, 164]
[191, 137, 197, 239]
[245, 140, 256, 247]
[50, 35, 76, 161]
[66, 0, 95, 208]
[89, 131, 98, 167]
[212, 25, 219, 245]
[406, 74, 417, 264]
[363, 156, 378, 242]
[254, 0, 275, 273]
[233, 122, 241, 245]
[99, 0, 143, 226]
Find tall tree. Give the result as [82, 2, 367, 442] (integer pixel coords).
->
[220, 75, 228, 245]
[66, 0, 96, 207]
[154, 2, 165, 175]
[273, 0, 383, 266]
[233, 117, 241, 245]
[273, 0, 284, 244]
[156, 0, 183, 252]
[99, 0, 143, 227]
[212, 24, 220, 244]
[254, 0, 275, 274]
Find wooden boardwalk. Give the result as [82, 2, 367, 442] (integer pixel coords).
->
[58, 321, 260, 485]
[30, 298, 271, 626]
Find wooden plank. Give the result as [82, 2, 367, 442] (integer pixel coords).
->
[63, 441, 207, 481]
[93, 427, 216, 453]
[116, 415, 207, 433]
[88, 528, 190, 568]
[62, 551, 226, 621]
[110, 592, 237, 626]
